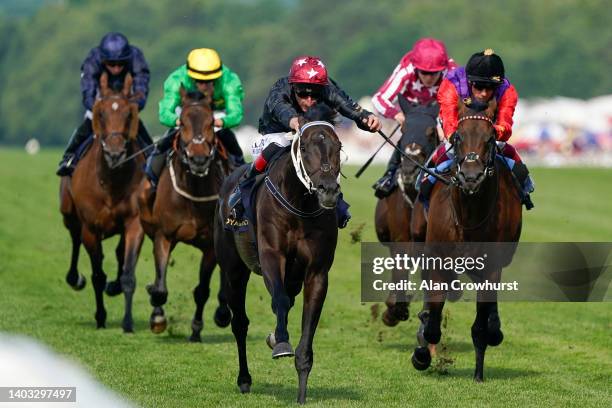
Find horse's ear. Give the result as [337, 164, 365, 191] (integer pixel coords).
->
[128, 103, 139, 140]
[425, 126, 437, 144]
[92, 103, 103, 137]
[398, 94, 412, 115]
[485, 98, 497, 119]
[99, 72, 109, 97]
[122, 73, 133, 97]
[457, 98, 469, 117]
[179, 84, 187, 101]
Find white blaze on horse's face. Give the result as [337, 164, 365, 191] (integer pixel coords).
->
[111, 102, 119, 111]
[404, 145, 422, 157]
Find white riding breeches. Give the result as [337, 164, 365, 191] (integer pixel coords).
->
[250, 132, 293, 158]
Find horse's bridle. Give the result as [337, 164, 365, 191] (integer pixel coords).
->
[291, 121, 339, 193]
[451, 115, 497, 184]
[176, 101, 217, 177]
[95, 94, 133, 155]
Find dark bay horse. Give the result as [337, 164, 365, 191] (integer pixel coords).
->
[410, 99, 522, 381]
[215, 106, 341, 403]
[374, 99, 439, 326]
[59, 73, 145, 332]
[138, 85, 231, 341]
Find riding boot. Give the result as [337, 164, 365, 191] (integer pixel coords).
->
[373, 149, 401, 198]
[228, 163, 261, 219]
[56, 119, 92, 176]
[336, 192, 351, 229]
[216, 128, 245, 167]
[136, 119, 154, 151]
[511, 161, 535, 210]
[144, 128, 178, 189]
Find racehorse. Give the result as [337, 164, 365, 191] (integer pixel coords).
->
[59, 72, 145, 332]
[138, 85, 231, 341]
[215, 105, 342, 403]
[410, 98, 522, 381]
[374, 99, 439, 326]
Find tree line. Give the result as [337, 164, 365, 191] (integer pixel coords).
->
[0, 0, 609, 145]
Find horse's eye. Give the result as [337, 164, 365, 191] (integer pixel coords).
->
[300, 145, 306, 152]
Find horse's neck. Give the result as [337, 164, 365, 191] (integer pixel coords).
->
[174, 154, 221, 196]
[94, 140, 137, 194]
[451, 171, 499, 230]
[273, 155, 319, 210]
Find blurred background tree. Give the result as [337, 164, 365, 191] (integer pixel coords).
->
[0, 0, 609, 145]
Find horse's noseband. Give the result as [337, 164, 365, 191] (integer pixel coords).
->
[452, 115, 497, 186]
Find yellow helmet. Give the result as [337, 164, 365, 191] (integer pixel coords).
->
[186, 48, 223, 80]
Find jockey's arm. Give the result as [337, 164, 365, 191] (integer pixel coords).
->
[130, 47, 150, 111]
[371, 60, 408, 120]
[158, 67, 183, 128]
[437, 78, 459, 139]
[80, 48, 101, 112]
[219, 67, 244, 129]
[494, 85, 518, 142]
[267, 79, 299, 130]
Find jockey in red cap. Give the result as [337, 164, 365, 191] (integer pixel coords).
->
[228, 55, 382, 228]
[420, 48, 534, 209]
[371, 38, 457, 198]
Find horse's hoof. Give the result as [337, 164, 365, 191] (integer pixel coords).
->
[272, 342, 294, 359]
[412, 346, 431, 371]
[213, 306, 231, 328]
[238, 383, 251, 394]
[382, 310, 400, 327]
[487, 329, 504, 346]
[67, 273, 86, 291]
[474, 373, 484, 383]
[150, 315, 167, 334]
[266, 333, 276, 349]
[105, 280, 123, 296]
[189, 333, 201, 343]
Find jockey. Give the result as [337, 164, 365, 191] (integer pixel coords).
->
[422, 48, 534, 209]
[228, 55, 382, 227]
[57, 32, 152, 176]
[371, 38, 457, 198]
[144, 48, 245, 187]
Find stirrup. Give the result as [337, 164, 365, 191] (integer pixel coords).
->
[373, 171, 396, 198]
[56, 155, 76, 176]
[523, 194, 534, 210]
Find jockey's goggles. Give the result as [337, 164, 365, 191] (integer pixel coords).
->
[104, 60, 126, 68]
[417, 69, 442, 76]
[470, 81, 500, 91]
[294, 85, 323, 99]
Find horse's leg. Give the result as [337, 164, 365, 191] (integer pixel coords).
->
[228, 267, 252, 393]
[472, 273, 503, 382]
[190, 248, 215, 342]
[412, 288, 445, 371]
[213, 259, 232, 329]
[261, 249, 293, 358]
[120, 217, 144, 333]
[147, 232, 172, 333]
[65, 218, 86, 290]
[295, 271, 328, 404]
[81, 226, 106, 328]
[105, 234, 125, 296]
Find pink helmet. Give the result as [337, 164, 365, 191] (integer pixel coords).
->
[288, 56, 328, 85]
[409, 38, 450, 72]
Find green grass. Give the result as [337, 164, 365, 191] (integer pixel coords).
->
[0, 148, 610, 407]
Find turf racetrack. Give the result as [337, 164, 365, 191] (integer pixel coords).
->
[0, 148, 610, 407]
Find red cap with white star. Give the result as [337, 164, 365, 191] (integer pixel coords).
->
[288, 56, 328, 85]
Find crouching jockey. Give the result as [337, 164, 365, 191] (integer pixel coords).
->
[57, 32, 153, 176]
[228, 55, 382, 228]
[419, 49, 534, 210]
[371, 37, 457, 198]
[144, 48, 245, 188]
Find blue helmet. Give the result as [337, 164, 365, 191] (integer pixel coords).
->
[99, 32, 132, 62]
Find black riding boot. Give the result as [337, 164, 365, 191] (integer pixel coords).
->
[228, 164, 260, 220]
[373, 149, 401, 198]
[56, 119, 92, 176]
[216, 128, 245, 167]
[144, 128, 178, 188]
[511, 161, 535, 210]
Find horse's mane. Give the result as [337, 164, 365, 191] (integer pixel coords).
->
[184, 90, 209, 102]
[302, 104, 337, 125]
[464, 99, 489, 113]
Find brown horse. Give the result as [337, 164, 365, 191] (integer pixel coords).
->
[374, 100, 439, 326]
[59, 72, 145, 332]
[138, 85, 231, 341]
[410, 99, 522, 381]
[215, 106, 341, 403]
